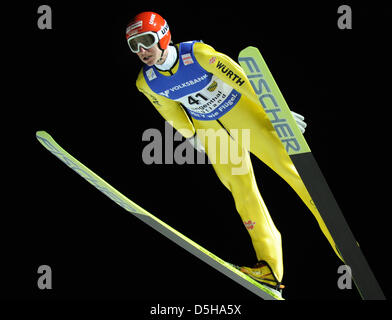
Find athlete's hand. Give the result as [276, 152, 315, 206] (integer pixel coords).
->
[291, 111, 307, 134]
[187, 134, 205, 153]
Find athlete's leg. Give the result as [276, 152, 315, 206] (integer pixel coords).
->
[220, 95, 343, 261]
[192, 118, 284, 281]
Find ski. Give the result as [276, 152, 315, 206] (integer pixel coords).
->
[238, 46, 385, 300]
[36, 131, 283, 300]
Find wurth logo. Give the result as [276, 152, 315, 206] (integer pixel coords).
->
[243, 220, 256, 230]
[216, 61, 245, 86]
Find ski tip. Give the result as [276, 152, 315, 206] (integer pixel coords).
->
[238, 46, 261, 58]
[239, 46, 258, 52]
[36, 131, 54, 146]
[36, 130, 49, 139]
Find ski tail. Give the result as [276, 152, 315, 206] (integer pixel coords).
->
[238, 47, 385, 300]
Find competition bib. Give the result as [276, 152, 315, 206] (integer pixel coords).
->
[177, 75, 241, 120]
[143, 41, 241, 120]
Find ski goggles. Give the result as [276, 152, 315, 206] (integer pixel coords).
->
[127, 32, 159, 53]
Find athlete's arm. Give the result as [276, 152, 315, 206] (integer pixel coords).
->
[136, 70, 196, 138]
[193, 42, 261, 107]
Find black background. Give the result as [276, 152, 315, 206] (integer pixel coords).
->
[3, 0, 391, 309]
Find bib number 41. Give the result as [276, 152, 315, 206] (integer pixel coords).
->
[188, 93, 208, 105]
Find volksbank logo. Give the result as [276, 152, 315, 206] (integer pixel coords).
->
[159, 74, 209, 98]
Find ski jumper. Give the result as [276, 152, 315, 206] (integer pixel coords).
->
[136, 41, 343, 282]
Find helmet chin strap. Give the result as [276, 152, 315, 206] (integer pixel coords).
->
[155, 30, 172, 65]
[156, 47, 165, 64]
[155, 45, 177, 71]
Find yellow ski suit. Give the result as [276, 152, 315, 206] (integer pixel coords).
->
[136, 41, 341, 282]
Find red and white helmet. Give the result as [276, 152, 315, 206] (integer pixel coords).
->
[126, 12, 171, 53]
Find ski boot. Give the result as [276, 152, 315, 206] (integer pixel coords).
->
[238, 260, 284, 293]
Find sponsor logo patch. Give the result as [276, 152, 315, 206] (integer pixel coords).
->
[209, 56, 216, 64]
[146, 68, 157, 81]
[207, 81, 218, 92]
[126, 21, 143, 36]
[181, 53, 194, 65]
[244, 220, 256, 230]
